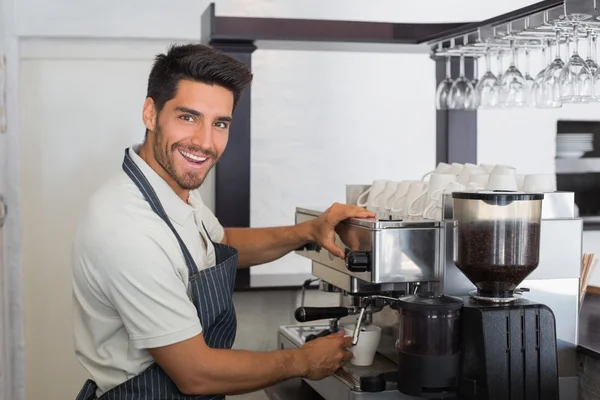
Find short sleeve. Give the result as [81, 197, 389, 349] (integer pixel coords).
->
[189, 191, 225, 243]
[97, 229, 202, 349]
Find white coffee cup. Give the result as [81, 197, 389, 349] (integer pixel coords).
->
[457, 165, 486, 186]
[447, 163, 464, 175]
[466, 182, 486, 191]
[356, 180, 389, 211]
[389, 180, 415, 214]
[407, 182, 428, 217]
[486, 174, 518, 191]
[491, 164, 516, 176]
[469, 174, 489, 187]
[515, 174, 526, 191]
[344, 324, 382, 366]
[378, 181, 400, 212]
[479, 163, 496, 173]
[422, 162, 452, 181]
[522, 174, 555, 192]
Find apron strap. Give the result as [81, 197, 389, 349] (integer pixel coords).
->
[122, 148, 200, 275]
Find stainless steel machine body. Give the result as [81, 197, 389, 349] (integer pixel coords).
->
[277, 190, 582, 400]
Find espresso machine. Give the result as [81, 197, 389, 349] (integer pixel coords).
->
[277, 188, 582, 400]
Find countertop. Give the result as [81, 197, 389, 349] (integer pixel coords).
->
[578, 292, 600, 359]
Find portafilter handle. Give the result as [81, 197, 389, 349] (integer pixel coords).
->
[294, 306, 350, 322]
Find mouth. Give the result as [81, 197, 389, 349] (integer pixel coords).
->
[178, 149, 210, 167]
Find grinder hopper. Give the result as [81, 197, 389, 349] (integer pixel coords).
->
[451, 191, 544, 300]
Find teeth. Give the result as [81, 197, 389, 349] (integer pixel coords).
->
[180, 150, 207, 162]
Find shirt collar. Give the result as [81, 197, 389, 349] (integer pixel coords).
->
[128, 144, 195, 226]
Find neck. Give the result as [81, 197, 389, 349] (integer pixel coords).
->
[138, 140, 190, 203]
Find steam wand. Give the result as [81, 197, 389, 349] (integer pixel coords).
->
[351, 295, 398, 345]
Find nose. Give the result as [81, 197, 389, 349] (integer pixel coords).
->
[191, 121, 215, 150]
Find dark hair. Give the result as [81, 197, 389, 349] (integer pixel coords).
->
[146, 43, 253, 115]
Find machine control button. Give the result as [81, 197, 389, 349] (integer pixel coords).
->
[345, 249, 370, 272]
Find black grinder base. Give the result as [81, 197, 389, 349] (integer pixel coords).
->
[459, 297, 560, 400]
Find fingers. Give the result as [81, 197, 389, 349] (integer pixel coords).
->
[342, 349, 354, 361]
[342, 335, 355, 347]
[322, 241, 345, 259]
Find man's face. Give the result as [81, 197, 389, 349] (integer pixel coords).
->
[143, 80, 233, 192]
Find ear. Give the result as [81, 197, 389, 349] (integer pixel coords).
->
[142, 97, 157, 132]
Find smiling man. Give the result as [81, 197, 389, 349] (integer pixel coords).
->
[71, 43, 374, 400]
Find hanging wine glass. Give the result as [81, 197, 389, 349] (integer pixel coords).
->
[543, 29, 565, 106]
[523, 47, 536, 107]
[469, 56, 480, 109]
[449, 54, 475, 109]
[476, 50, 500, 108]
[436, 56, 453, 110]
[500, 39, 526, 107]
[534, 39, 562, 108]
[585, 30, 598, 74]
[559, 25, 593, 103]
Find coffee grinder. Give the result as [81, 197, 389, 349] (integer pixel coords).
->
[394, 191, 559, 399]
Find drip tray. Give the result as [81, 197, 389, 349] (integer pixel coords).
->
[336, 355, 397, 391]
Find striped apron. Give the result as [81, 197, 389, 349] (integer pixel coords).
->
[75, 149, 238, 399]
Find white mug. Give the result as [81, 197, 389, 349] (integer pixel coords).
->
[469, 174, 489, 187]
[479, 163, 496, 173]
[422, 162, 452, 181]
[491, 164, 516, 176]
[344, 324, 382, 366]
[407, 182, 428, 217]
[447, 163, 464, 175]
[423, 181, 465, 220]
[356, 180, 389, 211]
[515, 174, 526, 191]
[410, 174, 455, 218]
[457, 165, 486, 186]
[389, 180, 415, 214]
[486, 174, 518, 191]
[378, 181, 400, 212]
[522, 174, 555, 192]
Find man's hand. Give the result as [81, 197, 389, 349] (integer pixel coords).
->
[309, 202, 375, 258]
[299, 331, 354, 380]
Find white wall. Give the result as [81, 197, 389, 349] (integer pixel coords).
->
[8, 1, 600, 400]
[0, 0, 26, 398]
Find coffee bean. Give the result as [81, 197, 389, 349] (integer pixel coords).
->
[455, 220, 541, 298]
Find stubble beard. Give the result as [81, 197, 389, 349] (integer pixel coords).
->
[152, 121, 217, 191]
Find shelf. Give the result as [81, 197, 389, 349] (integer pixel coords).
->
[555, 158, 600, 174]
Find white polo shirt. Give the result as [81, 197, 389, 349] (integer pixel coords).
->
[72, 145, 225, 396]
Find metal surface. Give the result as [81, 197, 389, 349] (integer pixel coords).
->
[425, 0, 600, 54]
[296, 209, 441, 285]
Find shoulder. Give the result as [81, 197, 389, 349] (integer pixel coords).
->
[73, 172, 179, 273]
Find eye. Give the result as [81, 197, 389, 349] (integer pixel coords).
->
[214, 121, 229, 129]
[179, 114, 195, 123]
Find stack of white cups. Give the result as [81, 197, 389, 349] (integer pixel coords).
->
[354, 162, 556, 222]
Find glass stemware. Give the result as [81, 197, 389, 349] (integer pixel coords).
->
[476, 51, 500, 108]
[436, 56, 453, 110]
[543, 31, 565, 106]
[559, 25, 593, 103]
[449, 55, 475, 109]
[585, 30, 598, 74]
[534, 40, 562, 108]
[500, 40, 526, 107]
[523, 48, 536, 106]
[469, 57, 480, 109]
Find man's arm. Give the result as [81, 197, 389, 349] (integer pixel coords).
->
[224, 203, 375, 269]
[148, 331, 353, 396]
[223, 223, 312, 269]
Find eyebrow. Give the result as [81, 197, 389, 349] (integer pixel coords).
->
[175, 106, 232, 122]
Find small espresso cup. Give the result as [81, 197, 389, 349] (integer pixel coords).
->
[344, 324, 382, 366]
